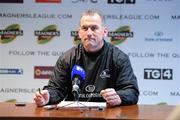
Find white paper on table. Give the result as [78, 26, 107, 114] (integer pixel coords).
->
[57, 101, 106, 108]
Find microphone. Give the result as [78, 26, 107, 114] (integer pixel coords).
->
[71, 65, 86, 101]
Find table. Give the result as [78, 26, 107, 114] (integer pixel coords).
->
[0, 102, 175, 120]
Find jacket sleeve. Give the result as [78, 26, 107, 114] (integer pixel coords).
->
[115, 54, 139, 105]
[43, 55, 72, 105]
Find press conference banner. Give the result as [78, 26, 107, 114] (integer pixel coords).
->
[0, 0, 179, 105]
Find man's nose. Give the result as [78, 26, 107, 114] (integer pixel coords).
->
[87, 28, 93, 35]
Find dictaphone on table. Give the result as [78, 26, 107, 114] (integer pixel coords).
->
[15, 102, 26, 106]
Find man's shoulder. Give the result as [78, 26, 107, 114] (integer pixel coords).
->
[64, 44, 82, 55]
[59, 44, 82, 62]
[106, 41, 128, 58]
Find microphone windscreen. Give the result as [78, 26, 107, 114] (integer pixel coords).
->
[71, 65, 86, 81]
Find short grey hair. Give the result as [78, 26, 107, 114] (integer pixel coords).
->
[80, 9, 105, 26]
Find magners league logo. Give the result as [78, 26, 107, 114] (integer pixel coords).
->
[0, 24, 23, 44]
[108, 25, 133, 45]
[34, 25, 60, 44]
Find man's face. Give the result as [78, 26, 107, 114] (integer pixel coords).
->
[78, 14, 108, 52]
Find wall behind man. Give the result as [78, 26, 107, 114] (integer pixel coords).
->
[0, 0, 179, 105]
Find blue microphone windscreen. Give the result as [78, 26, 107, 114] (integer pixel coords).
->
[71, 65, 86, 81]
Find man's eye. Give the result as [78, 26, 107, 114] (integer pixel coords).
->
[81, 27, 88, 31]
[91, 26, 98, 31]
[81, 26, 98, 31]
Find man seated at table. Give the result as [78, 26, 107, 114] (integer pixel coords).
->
[34, 9, 139, 107]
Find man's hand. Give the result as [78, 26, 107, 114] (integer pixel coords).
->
[100, 88, 121, 107]
[34, 89, 50, 107]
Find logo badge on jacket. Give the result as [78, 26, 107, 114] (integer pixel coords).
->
[100, 69, 110, 79]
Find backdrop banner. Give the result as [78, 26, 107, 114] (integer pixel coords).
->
[0, 0, 179, 105]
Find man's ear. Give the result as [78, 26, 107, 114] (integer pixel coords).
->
[78, 28, 81, 38]
[103, 27, 108, 37]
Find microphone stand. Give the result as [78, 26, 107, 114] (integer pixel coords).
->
[59, 84, 87, 109]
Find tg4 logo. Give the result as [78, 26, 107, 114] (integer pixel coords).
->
[144, 68, 173, 80]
